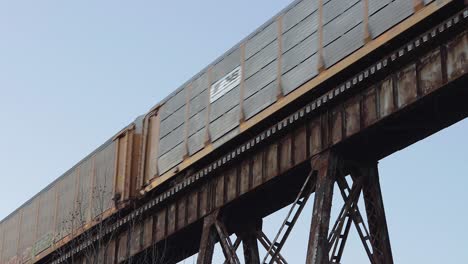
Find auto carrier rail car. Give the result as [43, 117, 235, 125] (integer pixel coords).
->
[0, 0, 465, 263]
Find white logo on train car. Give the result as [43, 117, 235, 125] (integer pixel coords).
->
[210, 66, 242, 103]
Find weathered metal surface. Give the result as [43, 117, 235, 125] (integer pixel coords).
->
[48, 11, 467, 263]
[306, 151, 337, 264]
[141, 0, 456, 191]
[360, 164, 394, 264]
[0, 2, 466, 264]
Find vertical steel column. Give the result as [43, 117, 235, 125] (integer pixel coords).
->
[305, 152, 338, 264]
[360, 163, 393, 264]
[197, 211, 219, 264]
[239, 223, 261, 264]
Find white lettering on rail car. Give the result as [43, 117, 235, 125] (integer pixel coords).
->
[210, 66, 242, 103]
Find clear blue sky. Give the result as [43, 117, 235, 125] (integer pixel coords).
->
[0, 1, 466, 263]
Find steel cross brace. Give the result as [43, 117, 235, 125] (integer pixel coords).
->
[305, 151, 393, 264]
[328, 175, 375, 264]
[197, 210, 241, 264]
[261, 169, 316, 264]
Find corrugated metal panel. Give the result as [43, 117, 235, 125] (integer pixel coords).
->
[282, 12, 319, 53]
[55, 171, 77, 240]
[282, 33, 318, 74]
[212, 127, 240, 149]
[368, 0, 392, 16]
[76, 157, 93, 225]
[189, 89, 208, 118]
[18, 200, 37, 262]
[212, 49, 241, 84]
[209, 105, 240, 142]
[244, 82, 278, 120]
[158, 143, 185, 174]
[159, 124, 185, 156]
[160, 88, 186, 121]
[35, 187, 56, 256]
[245, 40, 278, 79]
[323, 1, 363, 46]
[209, 86, 240, 121]
[188, 129, 206, 156]
[2, 212, 20, 263]
[282, 54, 318, 95]
[245, 60, 277, 99]
[324, 23, 365, 68]
[369, 0, 414, 39]
[0, 224, 3, 262]
[283, 0, 319, 33]
[245, 21, 278, 60]
[92, 142, 116, 219]
[189, 109, 207, 137]
[191, 73, 209, 99]
[160, 105, 185, 138]
[323, 0, 360, 25]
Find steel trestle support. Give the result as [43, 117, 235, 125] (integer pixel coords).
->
[197, 151, 393, 264]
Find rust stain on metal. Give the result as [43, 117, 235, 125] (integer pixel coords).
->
[419, 48, 443, 95]
[446, 31, 467, 81]
[345, 98, 361, 137]
[397, 63, 418, 108]
[265, 144, 279, 181]
[362, 87, 378, 127]
[379, 77, 395, 118]
[331, 108, 343, 144]
[309, 120, 322, 156]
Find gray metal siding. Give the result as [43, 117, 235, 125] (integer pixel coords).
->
[323, 0, 360, 25]
[160, 88, 186, 121]
[323, 1, 363, 46]
[191, 73, 209, 99]
[159, 105, 186, 138]
[244, 82, 278, 120]
[282, 12, 319, 53]
[245, 21, 278, 60]
[282, 33, 318, 74]
[324, 23, 365, 68]
[245, 60, 278, 99]
[209, 105, 240, 142]
[282, 54, 318, 95]
[158, 143, 185, 174]
[209, 86, 240, 122]
[212, 49, 241, 84]
[159, 124, 185, 156]
[188, 129, 205, 156]
[212, 127, 240, 149]
[368, 0, 392, 15]
[188, 109, 207, 137]
[369, 0, 414, 39]
[244, 40, 279, 79]
[189, 89, 208, 118]
[282, 0, 319, 33]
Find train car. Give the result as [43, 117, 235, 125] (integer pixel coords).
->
[0, 0, 452, 263]
[137, 0, 445, 193]
[0, 118, 143, 264]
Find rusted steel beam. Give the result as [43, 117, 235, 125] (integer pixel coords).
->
[360, 163, 394, 264]
[197, 211, 219, 264]
[240, 230, 260, 264]
[306, 152, 338, 264]
[215, 221, 241, 264]
[256, 231, 288, 264]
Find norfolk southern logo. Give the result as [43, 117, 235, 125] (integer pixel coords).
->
[210, 66, 242, 103]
